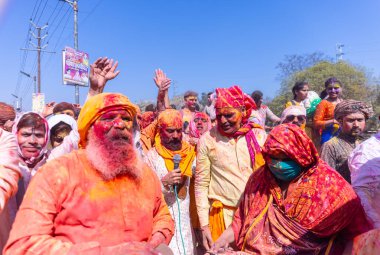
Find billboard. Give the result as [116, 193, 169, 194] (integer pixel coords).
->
[62, 46, 89, 87]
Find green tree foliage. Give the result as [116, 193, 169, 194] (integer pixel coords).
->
[269, 60, 375, 116]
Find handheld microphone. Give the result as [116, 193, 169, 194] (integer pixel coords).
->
[173, 154, 181, 170]
[173, 154, 182, 190]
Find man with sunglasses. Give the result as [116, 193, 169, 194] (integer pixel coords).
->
[321, 100, 373, 183]
[280, 105, 307, 128]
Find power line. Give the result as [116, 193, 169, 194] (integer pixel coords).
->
[48, 6, 71, 39]
[35, 0, 49, 25]
[30, 0, 41, 19]
[14, 0, 43, 96]
[46, 1, 61, 25]
[42, 6, 71, 71]
[47, 2, 65, 32]
[80, 0, 104, 24]
[42, 9, 72, 72]
[32, 0, 44, 21]
[21, 21, 55, 94]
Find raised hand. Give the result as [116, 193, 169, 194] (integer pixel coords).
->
[154, 69, 171, 111]
[42, 101, 56, 117]
[153, 69, 171, 92]
[3, 120, 14, 132]
[89, 57, 120, 95]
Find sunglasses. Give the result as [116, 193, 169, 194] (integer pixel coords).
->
[285, 115, 306, 122]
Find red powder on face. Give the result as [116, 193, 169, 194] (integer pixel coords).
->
[92, 121, 113, 140]
[103, 94, 122, 106]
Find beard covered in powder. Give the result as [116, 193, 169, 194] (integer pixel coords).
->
[86, 127, 142, 181]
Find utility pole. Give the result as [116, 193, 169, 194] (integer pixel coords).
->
[336, 43, 345, 62]
[62, 0, 80, 104]
[21, 20, 55, 94]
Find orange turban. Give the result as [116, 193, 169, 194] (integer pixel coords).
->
[140, 111, 156, 129]
[157, 109, 183, 129]
[155, 109, 195, 177]
[77, 93, 138, 147]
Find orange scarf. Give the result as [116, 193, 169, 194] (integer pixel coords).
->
[209, 201, 226, 241]
[154, 134, 196, 177]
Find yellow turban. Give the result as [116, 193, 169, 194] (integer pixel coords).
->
[78, 93, 138, 147]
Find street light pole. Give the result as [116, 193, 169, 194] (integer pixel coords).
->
[61, 0, 80, 104]
[20, 71, 37, 93]
[11, 94, 22, 112]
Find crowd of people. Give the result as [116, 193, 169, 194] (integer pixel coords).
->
[0, 57, 379, 255]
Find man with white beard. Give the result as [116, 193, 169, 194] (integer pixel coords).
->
[4, 93, 174, 255]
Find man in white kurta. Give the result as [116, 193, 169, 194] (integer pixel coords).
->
[145, 109, 196, 255]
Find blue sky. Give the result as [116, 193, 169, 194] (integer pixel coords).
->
[1, 0, 380, 110]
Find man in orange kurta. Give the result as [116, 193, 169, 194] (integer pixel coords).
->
[4, 93, 174, 255]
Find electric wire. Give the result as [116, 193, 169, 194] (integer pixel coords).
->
[48, 6, 71, 40]
[47, 2, 65, 30]
[30, 0, 41, 20]
[15, 0, 44, 98]
[34, 0, 49, 26]
[80, 0, 104, 24]
[32, 0, 43, 21]
[174, 185, 187, 255]
[42, 7, 72, 73]
[46, 1, 61, 25]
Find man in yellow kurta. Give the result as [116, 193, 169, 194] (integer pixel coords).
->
[4, 93, 174, 255]
[194, 86, 267, 251]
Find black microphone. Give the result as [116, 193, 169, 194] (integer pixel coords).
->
[173, 154, 182, 191]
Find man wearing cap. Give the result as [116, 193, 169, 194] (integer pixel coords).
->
[194, 86, 267, 251]
[145, 109, 196, 254]
[4, 93, 174, 254]
[321, 99, 373, 183]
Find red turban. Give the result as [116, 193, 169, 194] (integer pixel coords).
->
[215, 85, 257, 123]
